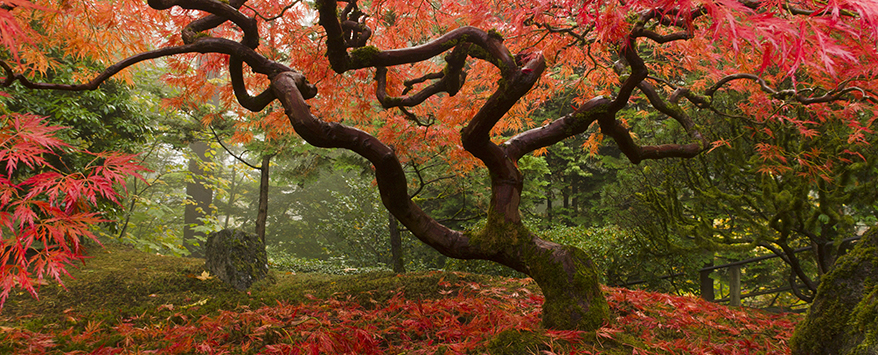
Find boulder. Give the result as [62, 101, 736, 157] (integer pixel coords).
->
[204, 228, 269, 291]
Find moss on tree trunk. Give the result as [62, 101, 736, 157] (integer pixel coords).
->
[790, 226, 878, 355]
[470, 216, 609, 330]
[528, 243, 608, 330]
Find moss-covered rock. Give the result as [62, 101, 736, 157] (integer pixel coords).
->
[791, 226, 878, 355]
[205, 228, 269, 291]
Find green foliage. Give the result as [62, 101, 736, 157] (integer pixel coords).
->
[614, 95, 878, 302]
[525, 86, 632, 229]
[267, 245, 391, 275]
[251, 152, 450, 271]
[541, 225, 708, 294]
[319, 175, 390, 265]
[0, 56, 153, 154]
[518, 154, 551, 215]
[113, 144, 190, 256]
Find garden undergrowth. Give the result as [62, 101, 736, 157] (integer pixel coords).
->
[0, 243, 801, 354]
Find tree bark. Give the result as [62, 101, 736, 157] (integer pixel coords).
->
[388, 211, 405, 273]
[255, 154, 272, 244]
[472, 220, 609, 330]
[183, 140, 213, 258]
[791, 226, 878, 355]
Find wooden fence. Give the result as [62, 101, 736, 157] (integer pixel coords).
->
[614, 236, 861, 308]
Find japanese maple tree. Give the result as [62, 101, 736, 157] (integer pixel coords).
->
[0, 113, 146, 306]
[2, 0, 877, 330]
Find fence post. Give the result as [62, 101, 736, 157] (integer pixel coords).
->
[729, 264, 741, 306]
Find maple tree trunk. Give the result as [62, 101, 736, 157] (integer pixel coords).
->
[271, 71, 609, 330]
[471, 216, 609, 330]
[525, 241, 608, 330]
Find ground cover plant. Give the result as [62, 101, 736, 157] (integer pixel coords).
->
[1, 244, 800, 354]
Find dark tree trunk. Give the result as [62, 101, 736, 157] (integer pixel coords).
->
[184, 140, 213, 258]
[471, 216, 608, 330]
[388, 211, 405, 273]
[255, 154, 272, 244]
[224, 162, 237, 229]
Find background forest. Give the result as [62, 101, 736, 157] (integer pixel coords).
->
[5, 51, 873, 311]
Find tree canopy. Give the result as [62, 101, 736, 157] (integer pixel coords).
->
[2, 0, 877, 330]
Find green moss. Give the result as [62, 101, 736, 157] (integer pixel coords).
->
[665, 102, 684, 117]
[468, 213, 530, 253]
[440, 39, 460, 51]
[349, 45, 381, 68]
[532, 245, 609, 330]
[573, 103, 608, 123]
[486, 329, 551, 355]
[466, 45, 491, 61]
[487, 29, 505, 41]
[567, 103, 609, 135]
[209, 228, 268, 291]
[192, 32, 211, 40]
[381, 96, 404, 108]
[469, 213, 608, 331]
[791, 228, 878, 355]
[850, 287, 878, 354]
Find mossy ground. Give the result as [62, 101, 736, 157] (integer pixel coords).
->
[1, 242, 498, 330]
[1, 242, 800, 354]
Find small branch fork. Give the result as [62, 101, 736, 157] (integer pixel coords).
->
[0, 0, 872, 259]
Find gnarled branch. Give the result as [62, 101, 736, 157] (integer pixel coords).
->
[375, 43, 470, 109]
[147, 0, 259, 48]
[1, 38, 292, 92]
[270, 71, 482, 259]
